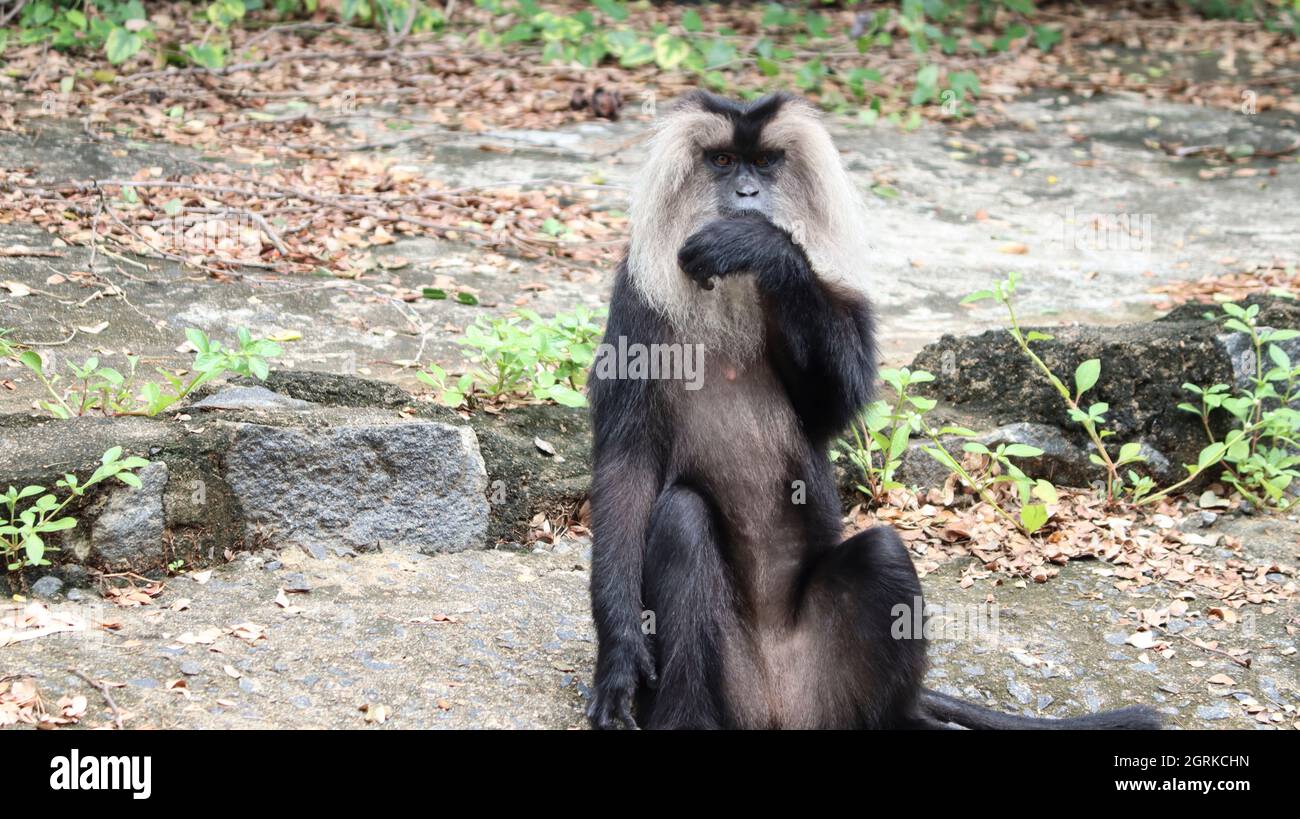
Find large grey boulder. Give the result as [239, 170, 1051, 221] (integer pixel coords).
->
[223, 419, 490, 554]
[0, 374, 583, 581]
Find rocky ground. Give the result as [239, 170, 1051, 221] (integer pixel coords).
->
[4, 514, 1293, 730]
[2, 56, 1299, 728]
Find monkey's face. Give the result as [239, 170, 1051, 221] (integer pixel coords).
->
[703, 148, 783, 219]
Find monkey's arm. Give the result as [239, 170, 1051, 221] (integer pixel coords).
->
[679, 216, 876, 439]
[586, 272, 666, 728]
[588, 445, 660, 728]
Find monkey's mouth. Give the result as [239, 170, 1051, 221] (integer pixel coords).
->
[717, 205, 773, 220]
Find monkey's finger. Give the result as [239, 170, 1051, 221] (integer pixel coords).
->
[588, 699, 618, 730]
[638, 655, 659, 688]
[618, 698, 638, 730]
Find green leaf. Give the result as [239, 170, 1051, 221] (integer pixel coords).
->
[422, 288, 448, 300]
[1074, 359, 1101, 397]
[592, 0, 628, 22]
[1002, 444, 1044, 459]
[105, 27, 144, 66]
[185, 328, 210, 353]
[1033, 25, 1063, 52]
[1031, 480, 1058, 504]
[249, 356, 270, 381]
[1117, 441, 1146, 464]
[19, 350, 44, 375]
[1019, 503, 1049, 533]
[653, 33, 690, 70]
[24, 534, 44, 564]
[544, 384, 587, 408]
[1197, 442, 1227, 471]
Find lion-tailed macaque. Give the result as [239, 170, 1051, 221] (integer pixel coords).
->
[587, 91, 1160, 731]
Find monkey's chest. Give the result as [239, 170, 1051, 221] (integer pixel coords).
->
[671, 360, 804, 519]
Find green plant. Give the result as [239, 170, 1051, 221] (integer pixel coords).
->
[835, 365, 1052, 534]
[962, 273, 1248, 507]
[839, 366, 936, 499]
[467, 1, 1020, 124]
[963, 273, 1154, 502]
[2, 327, 283, 418]
[1, 447, 149, 573]
[1170, 301, 1300, 509]
[8, 0, 155, 64]
[419, 307, 604, 408]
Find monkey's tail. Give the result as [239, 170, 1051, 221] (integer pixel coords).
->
[920, 689, 1161, 730]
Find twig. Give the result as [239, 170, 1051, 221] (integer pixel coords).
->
[239, 209, 291, 258]
[24, 329, 76, 347]
[0, 0, 28, 28]
[67, 668, 125, 729]
[1151, 624, 1251, 669]
[0, 247, 63, 258]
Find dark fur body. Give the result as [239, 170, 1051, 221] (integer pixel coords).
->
[590, 220, 933, 729]
[587, 93, 1161, 731]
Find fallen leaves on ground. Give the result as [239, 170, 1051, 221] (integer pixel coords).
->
[0, 677, 83, 728]
[103, 579, 166, 607]
[0, 601, 94, 646]
[0, 162, 624, 276]
[850, 480, 1295, 614]
[1, 3, 1296, 153]
[1152, 262, 1300, 308]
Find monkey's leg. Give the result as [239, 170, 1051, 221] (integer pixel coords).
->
[801, 526, 930, 729]
[640, 485, 733, 730]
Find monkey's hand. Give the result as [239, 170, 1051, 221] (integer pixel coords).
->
[678, 215, 795, 290]
[587, 634, 656, 730]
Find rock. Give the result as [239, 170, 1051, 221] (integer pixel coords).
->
[466, 404, 592, 543]
[180, 661, 202, 676]
[1007, 678, 1033, 705]
[190, 386, 315, 412]
[87, 462, 169, 566]
[894, 439, 955, 492]
[223, 419, 490, 554]
[30, 575, 64, 598]
[281, 573, 312, 592]
[254, 371, 414, 409]
[897, 422, 1094, 490]
[977, 422, 1094, 487]
[1195, 702, 1232, 721]
[0, 376, 585, 576]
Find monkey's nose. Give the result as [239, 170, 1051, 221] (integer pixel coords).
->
[736, 185, 759, 198]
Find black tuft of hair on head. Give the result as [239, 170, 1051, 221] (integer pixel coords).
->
[675, 91, 792, 154]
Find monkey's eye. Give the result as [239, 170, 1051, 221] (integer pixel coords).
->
[754, 152, 781, 168]
[710, 152, 736, 168]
